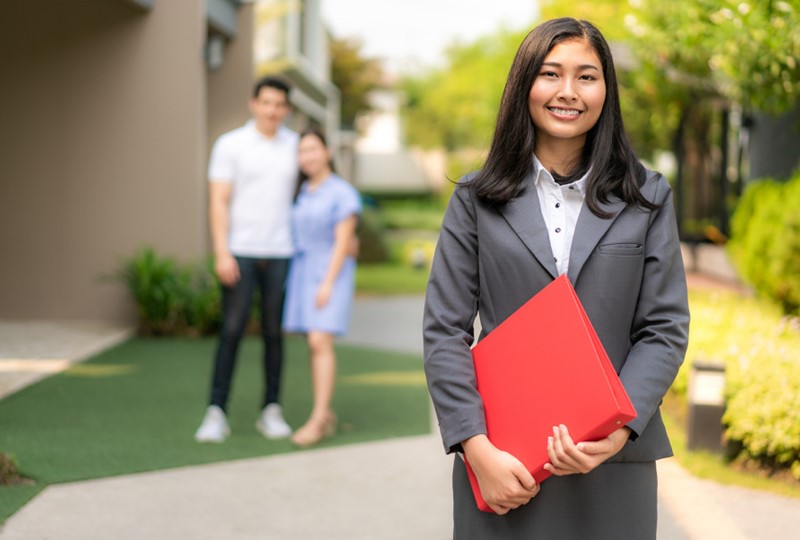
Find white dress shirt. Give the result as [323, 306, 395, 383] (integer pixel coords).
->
[532, 154, 588, 276]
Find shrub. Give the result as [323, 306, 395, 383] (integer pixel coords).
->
[728, 172, 800, 315]
[114, 247, 221, 336]
[357, 207, 391, 263]
[723, 337, 800, 480]
[676, 289, 800, 481]
[0, 452, 31, 486]
[114, 247, 186, 334]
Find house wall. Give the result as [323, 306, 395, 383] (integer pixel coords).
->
[0, 1, 251, 323]
[206, 4, 257, 247]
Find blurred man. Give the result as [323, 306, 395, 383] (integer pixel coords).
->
[195, 76, 298, 443]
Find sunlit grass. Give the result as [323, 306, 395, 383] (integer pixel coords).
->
[379, 198, 445, 232]
[356, 262, 431, 295]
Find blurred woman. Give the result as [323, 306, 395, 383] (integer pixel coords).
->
[283, 127, 361, 447]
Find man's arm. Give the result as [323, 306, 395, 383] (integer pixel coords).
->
[209, 181, 239, 286]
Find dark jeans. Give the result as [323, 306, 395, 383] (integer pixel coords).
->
[208, 256, 290, 412]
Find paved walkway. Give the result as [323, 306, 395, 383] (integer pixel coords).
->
[2, 291, 799, 538]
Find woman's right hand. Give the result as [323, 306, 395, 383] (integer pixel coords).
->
[462, 434, 540, 515]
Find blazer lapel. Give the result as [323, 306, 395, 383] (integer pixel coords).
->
[567, 195, 627, 284]
[499, 174, 559, 279]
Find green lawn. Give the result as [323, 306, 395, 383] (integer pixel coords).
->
[379, 197, 445, 232]
[356, 262, 431, 295]
[0, 336, 430, 524]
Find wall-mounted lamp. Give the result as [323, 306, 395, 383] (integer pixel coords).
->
[205, 34, 226, 71]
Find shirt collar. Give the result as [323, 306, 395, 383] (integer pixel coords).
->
[532, 154, 589, 195]
[245, 119, 290, 142]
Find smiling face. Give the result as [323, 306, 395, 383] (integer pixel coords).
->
[528, 38, 606, 150]
[298, 132, 332, 180]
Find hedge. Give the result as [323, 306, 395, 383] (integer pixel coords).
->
[677, 287, 800, 481]
[728, 171, 800, 315]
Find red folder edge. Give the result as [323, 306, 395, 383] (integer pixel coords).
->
[463, 275, 636, 513]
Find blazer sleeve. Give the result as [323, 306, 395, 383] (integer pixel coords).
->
[620, 175, 690, 437]
[423, 184, 485, 454]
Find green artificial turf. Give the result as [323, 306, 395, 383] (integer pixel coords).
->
[0, 336, 430, 523]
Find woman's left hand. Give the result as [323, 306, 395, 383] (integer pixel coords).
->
[315, 283, 332, 309]
[543, 424, 631, 476]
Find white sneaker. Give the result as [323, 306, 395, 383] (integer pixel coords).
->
[194, 405, 230, 443]
[256, 403, 292, 439]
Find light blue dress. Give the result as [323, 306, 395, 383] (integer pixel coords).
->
[283, 174, 362, 335]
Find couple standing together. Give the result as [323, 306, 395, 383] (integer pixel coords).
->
[194, 76, 361, 448]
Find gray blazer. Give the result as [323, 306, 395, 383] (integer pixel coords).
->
[423, 169, 689, 463]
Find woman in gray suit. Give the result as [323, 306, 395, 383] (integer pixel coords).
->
[423, 18, 690, 539]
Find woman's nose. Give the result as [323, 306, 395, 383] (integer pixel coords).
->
[557, 79, 578, 101]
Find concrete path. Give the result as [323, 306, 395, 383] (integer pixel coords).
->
[0, 319, 132, 398]
[1, 434, 452, 540]
[2, 294, 800, 539]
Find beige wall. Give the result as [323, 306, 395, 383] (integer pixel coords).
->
[206, 5, 256, 248]
[207, 6, 256, 149]
[0, 1, 252, 323]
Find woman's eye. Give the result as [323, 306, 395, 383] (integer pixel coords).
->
[540, 71, 557, 78]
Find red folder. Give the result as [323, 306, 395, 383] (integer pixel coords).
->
[464, 274, 636, 512]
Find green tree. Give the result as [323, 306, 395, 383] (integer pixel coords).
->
[628, 0, 800, 115]
[330, 37, 383, 129]
[401, 29, 526, 152]
[539, 0, 633, 40]
[625, 0, 800, 236]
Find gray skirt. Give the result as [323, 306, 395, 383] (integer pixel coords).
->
[453, 456, 657, 539]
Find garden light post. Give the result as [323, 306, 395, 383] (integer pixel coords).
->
[687, 359, 727, 453]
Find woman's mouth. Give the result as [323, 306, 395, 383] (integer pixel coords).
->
[547, 107, 582, 117]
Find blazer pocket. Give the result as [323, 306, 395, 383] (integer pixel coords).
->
[597, 243, 643, 256]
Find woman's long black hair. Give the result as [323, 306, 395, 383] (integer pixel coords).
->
[470, 18, 658, 217]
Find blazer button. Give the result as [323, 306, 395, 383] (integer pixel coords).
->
[555, 227, 561, 233]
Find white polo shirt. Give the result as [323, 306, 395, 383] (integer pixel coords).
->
[532, 154, 588, 276]
[208, 120, 299, 258]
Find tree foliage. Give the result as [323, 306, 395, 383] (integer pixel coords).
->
[539, 0, 633, 41]
[628, 0, 800, 115]
[330, 37, 383, 130]
[399, 0, 800, 162]
[400, 29, 525, 152]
